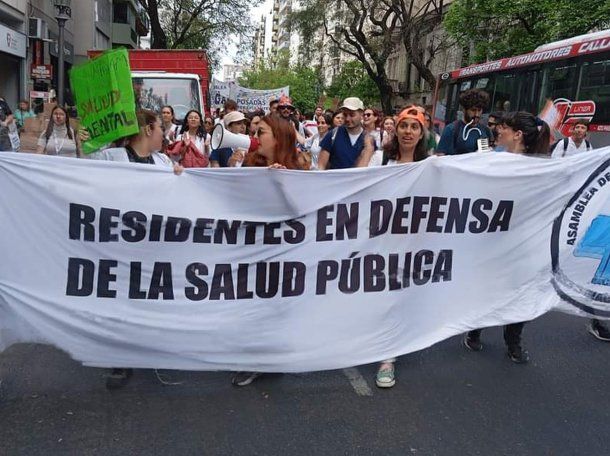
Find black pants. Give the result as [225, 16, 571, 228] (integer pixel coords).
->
[468, 322, 525, 347]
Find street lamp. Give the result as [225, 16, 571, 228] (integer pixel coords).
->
[53, 0, 71, 106]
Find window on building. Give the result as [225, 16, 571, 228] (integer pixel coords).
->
[113, 2, 128, 24]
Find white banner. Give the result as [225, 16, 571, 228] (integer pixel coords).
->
[210, 78, 289, 113]
[1, 151, 610, 372]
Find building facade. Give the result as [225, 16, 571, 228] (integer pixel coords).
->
[223, 64, 244, 83]
[111, 0, 149, 49]
[72, 0, 113, 64]
[0, 0, 28, 108]
[0, 0, 150, 110]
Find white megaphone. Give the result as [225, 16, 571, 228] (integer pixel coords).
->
[211, 123, 258, 152]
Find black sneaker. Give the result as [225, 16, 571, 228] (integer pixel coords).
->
[105, 368, 133, 390]
[507, 345, 529, 364]
[589, 321, 610, 342]
[463, 334, 483, 351]
[231, 372, 262, 387]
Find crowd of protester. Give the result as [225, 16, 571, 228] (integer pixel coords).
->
[1, 86, 608, 390]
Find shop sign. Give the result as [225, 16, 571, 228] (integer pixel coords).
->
[31, 64, 53, 80]
[0, 23, 26, 58]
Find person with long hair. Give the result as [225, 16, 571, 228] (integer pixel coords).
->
[357, 106, 428, 169]
[174, 109, 208, 157]
[160, 105, 179, 142]
[89, 109, 182, 389]
[357, 106, 430, 387]
[36, 105, 81, 157]
[236, 114, 310, 170]
[229, 115, 309, 387]
[363, 107, 383, 150]
[332, 110, 345, 128]
[305, 112, 333, 169]
[463, 111, 551, 365]
[496, 111, 550, 156]
[382, 116, 396, 148]
[91, 109, 178, 167]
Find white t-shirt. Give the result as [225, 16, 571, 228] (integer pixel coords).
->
[163, 123, 179, 141]
[367, 150, 384, 167]
[368, 129, 383, 150]
[348, 131, 362, 146]
[305, 132, 329, 169]
[551, 137, 592, 158]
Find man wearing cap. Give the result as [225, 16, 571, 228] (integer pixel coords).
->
[277, 95, 308, 144]
[210, 110, 247, 167]
[318, 97, 370, 169]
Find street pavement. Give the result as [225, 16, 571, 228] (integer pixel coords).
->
[0, 311, 608, 455]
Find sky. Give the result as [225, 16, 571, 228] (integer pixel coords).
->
[214, 0, 273, 80]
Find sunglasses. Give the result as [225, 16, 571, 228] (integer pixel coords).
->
[279, 106, 294, 110]
[363, 112, 374, 117]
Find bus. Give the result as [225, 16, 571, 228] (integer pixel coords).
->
[432, 30, 610, 147]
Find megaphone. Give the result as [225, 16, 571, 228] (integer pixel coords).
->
[211, 123, 259, 152]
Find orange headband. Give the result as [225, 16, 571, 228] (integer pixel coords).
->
[396, 106, 426, 128]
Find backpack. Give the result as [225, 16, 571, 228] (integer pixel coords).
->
[552, 137, 592, 157]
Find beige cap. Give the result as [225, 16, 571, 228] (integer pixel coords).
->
[340, 97, 364, 111]
[223, 111, 246, 127]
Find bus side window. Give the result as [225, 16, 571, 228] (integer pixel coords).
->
[516, 70, 541, 114]
[578, 59, 610, 124]
[492, 73, 517, 114]
[539, 63, 578, 108]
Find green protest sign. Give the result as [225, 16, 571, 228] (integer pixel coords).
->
[70, 48, 139, 154]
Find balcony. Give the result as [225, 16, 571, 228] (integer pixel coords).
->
[112, 22, 138, 49]
[273, 0, 280, 12]
[135, 4, 150, 36]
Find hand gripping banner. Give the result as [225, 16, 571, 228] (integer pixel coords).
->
[0, 151, 609, 372]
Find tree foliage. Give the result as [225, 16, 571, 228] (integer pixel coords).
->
[444, 0, 610, 63]
[138, 0, 258, 67]
[326, 61, 379, 107]
[239, 53, 325, 114]
[291, 0, 399, 113]
[291, 0, 452, 112]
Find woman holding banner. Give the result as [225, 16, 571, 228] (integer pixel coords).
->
[36, 106, 82, 157]
[356, 106, 430, 388]
[463, 111, 552, 364]
[89, 108, 182, 389]
[230, 114, 309, 386]
[90, 109, 177, 168]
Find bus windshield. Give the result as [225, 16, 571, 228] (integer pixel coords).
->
[132, 77, 201, 121]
